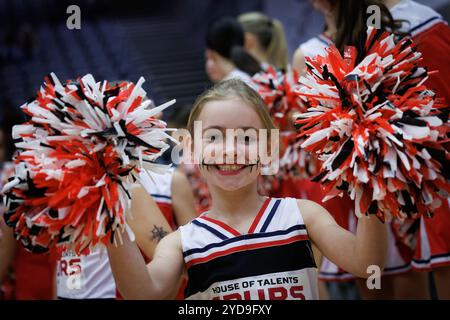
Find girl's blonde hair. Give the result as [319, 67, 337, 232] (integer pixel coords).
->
[187, 79, 276, 135]
[238, 12, 288, 70]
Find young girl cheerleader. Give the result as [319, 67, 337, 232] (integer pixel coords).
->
[239, 13, 329, 298]
[384, 0, 450, 300]
[106, 79, 388, 300]
[183, 16, 265, 212]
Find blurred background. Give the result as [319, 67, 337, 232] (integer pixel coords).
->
[0, 0, 449, 301]
[1, 0, 449, 124]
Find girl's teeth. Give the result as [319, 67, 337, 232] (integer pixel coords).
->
[217, 165, 243, 171]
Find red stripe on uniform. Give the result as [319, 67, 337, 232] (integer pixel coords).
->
[248, 198, 272, 234]
[186, 234, 309, 268]
[198, 216, 241, 237]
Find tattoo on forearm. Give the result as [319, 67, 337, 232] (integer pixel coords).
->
[151, 225, 168, 243]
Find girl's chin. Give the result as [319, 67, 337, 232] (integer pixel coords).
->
[214, 182, 250, 192]
[210, 173, 257, 191]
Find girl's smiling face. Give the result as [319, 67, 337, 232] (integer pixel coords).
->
[196, 98, 265, 191]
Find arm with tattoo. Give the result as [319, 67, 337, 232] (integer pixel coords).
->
[151, 225, 169, 243]
[126, 187, 173, 261]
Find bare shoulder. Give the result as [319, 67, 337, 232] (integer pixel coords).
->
[292, 47, 304, 61]
[295, 198, 335, 228]
[292, 47, 306, 72]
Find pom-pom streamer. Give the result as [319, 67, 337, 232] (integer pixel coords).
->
[2, 74, 176, 254]
[295, 27, 449, 221]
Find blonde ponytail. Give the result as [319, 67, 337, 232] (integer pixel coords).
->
[266, 18, 288, 70]
[238, 12, 288, 70]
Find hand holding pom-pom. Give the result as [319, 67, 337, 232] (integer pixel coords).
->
[295, 27, 449, 221]
[2, 73, 176, 254]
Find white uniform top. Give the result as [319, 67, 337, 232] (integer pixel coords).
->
[139, 167, 174, 206]
[57, 248, 116, 299]
[56, 168, 175, 299]
[224, 68, 257, 90]
[180, 197, 318, 300]
[390, 0, 445, 35]
[298, 33, 333, 58]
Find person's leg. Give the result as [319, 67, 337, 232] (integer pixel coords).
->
[318, 280, 330, 300]
[432, 266, 450, 300]
[412, 201, 450, 299]
[312, 244, 330, 300]
[355, 276, 394, 299]
[392, 271, 430, 299]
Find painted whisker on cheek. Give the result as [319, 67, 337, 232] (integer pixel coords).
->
[248, 158, 261, 173]
[201, 159, 214, 171]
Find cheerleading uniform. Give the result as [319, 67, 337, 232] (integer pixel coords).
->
[56, 247, 115, 299]
[224, 69, 256, 89]
[180, 197, 318, 300]
[298, 33, 333, 59]
[139, 167, 177, 230]
[412, 199, 450, 270]
[56, 168, 178, 299]
[390, 0, 450, 104]
[13, 246, 58, 300]
[389, 0, 450, 271]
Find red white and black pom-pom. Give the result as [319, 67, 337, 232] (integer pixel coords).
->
[252, 65, 303, 129]
[2, 73, 176, 254]
[295, 27, 449, 221]
[252, 66, 320, 182]
[278, 133, 320, 179]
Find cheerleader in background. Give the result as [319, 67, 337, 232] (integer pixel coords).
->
[205, 16, 261, 84]
[292, 0, 335, 75]
[237, 12, 289, 70]
[0, 128, 15, 299]
[383, 0, 450, 300]
[0, 114, 58, 300]
[294, 0, 450, 299]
